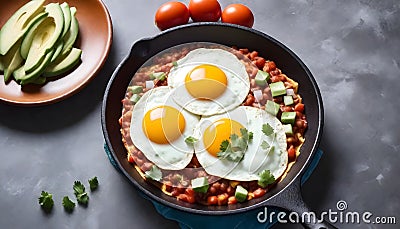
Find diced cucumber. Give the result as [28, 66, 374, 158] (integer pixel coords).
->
[191, 177, 209, 193]
[235, 185, 248, 202]
[270, 81, 286, 97]
[281, 112, 296, 125]
[283, 124, 293, 135]
[255, 70, 270, 86]
[284, 95, 294, 106]
[128, 85, 143, 94]
[265, 100, 280, 116]
[130, 94, 141, 104]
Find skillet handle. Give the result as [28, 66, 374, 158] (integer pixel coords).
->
[268, 179, 337, 229]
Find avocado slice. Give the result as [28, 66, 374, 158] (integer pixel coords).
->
[20, 13, 48, 60]
[14, 49, 55, 85]
[60, 2, 71, 38]
[0, 0, 46, 55]
[44, 48, 82, 77]
[24, 3, 64, 73]
[61, 7, 79, 57]
[50, 41, 64, 63]
[2, 40, 23, 82]
[0, 55, 4, 71]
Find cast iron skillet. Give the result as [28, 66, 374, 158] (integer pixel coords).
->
[102, 23, 334, 228]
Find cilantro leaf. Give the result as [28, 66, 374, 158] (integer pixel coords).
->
[38, 191, 54, 213]
[172, 61, 178, 67]
[185, 136, 198, 146]
[77, 192, 89, 205]
[73, 181, 85, 196]
[261, 141, 270, 150]
[145, 165, 162, 181]
[219, 140, 229, 152]
[88, 177, 99, 191]
[217, 128, 254, 162]
[240, 128, 253, 141]
[262, 123, 274, 136]
[258, 170, 276, 188]
[73, 181, 89, 205]
[62, 196, 75, 212]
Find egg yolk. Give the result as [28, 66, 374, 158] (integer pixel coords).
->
[184, 64, 228, 100]
[203, 118, 244, 157]
[142, 106, 186, 144]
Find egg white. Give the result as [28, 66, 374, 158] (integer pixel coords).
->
[167, 48, 250, 116]
[130, 86, 199, 170]
[193, 106, 288, 181]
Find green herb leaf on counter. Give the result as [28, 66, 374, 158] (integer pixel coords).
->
[76, 192, 89, 205]
[38, 191, 54, 213]
[73, 181, 89, 205]
[258, 169, 276, 188]
[217, 128, 253, 162]
[62, 196, 75, 212]
[73, 181, 85, 196]
[145, 165, 162, 182]
[88, 177, 99, 191]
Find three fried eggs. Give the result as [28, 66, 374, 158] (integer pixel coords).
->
[129, 47, 288, 182]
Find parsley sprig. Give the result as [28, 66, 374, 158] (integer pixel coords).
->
[88, 177, 99, 191]
[217, 128, 253, 162]
[258, 169, 276, 188]
[38, 191, 54, 213]
[62, 196, 75, 213]
[73, 181, 89, 206]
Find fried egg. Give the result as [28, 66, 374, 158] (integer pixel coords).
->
[193, 106, 288, 181]
[167, 48, 250, 116]
[130, 86, 199, 170]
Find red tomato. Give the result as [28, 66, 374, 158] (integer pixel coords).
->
[221, 4, 254, 28]
[155, 1, 190, 31]
[188, 0, 222, 22]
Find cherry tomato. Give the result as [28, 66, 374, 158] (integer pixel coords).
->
[188, 0, 222, 22]
[155, 1, 190, 31]
[221, 4, 254, 28]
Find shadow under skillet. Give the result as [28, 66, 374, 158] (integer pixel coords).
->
[0, 43, 119, 133]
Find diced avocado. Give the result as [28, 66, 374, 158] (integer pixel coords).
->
[283, 124, 293, 135]
[49, 41, 64, 63]
[61, 7, 79, 56]
[129, 94, 141, 104]
[191, 177, 209, 193]
[281, 112, 296, 125]
[235, 185, 248, 202]
[150, 72, 166, 81]
[284, 95, 294, 106]
[265, 100, 280, 116]
[14, 49, 55, 85]
[43, 48, 82, 77]
[255, 70, 270, 86]
[2, 40, 23, 82]
[60, 2, 71, 38]
[24, 3, 64, 73]
[20, 12, 48, 60]
[270, 81, 286, 97]
[127, 85, 143, 94]
[0, 0, 46, 55]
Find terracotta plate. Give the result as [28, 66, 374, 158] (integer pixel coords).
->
[0, 0, 112, 106]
